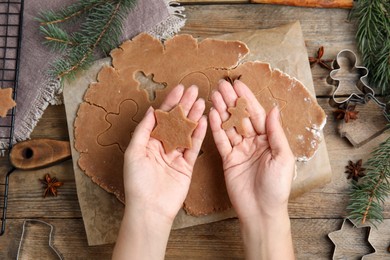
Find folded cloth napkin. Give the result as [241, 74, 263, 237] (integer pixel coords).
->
[0, 0, 185, 151]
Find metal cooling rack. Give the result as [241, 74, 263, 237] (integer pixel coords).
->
[0, 0, 24, 236]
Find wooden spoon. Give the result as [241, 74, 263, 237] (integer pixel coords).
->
[9, 139, 71, 170]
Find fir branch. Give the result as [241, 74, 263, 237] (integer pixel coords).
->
[56, 2, 122, 79]
[38, 0, 136, 82]
[49, 45, 95, 81]
[349, 0, 390, 95]
[347, 130, 390, 225]
[40, 25, 76, 52]
[361, 171, 385, 223]
[37, 0, 104, 26]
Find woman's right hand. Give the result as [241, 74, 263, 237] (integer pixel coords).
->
[209, 79, 296, 260]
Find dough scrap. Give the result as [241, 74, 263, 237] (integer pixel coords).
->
[0, 88, 16, 117]
[74, 33, 326, 216]
[151, 105, 198, 153]
[222, 97, 250, 136]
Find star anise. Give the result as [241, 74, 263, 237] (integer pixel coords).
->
[308, 46, 333, 71]
[224, 75, 242, 85]
[345, 159, 366, 181]
[333, 104, 359, 123]
[40, 174, 64, 198]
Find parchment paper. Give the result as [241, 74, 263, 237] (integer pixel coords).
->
[63, 21, 332, 246]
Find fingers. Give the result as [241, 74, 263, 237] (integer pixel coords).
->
[266, 106, 293, 158]
[184, 97, 206, 164]
[179, 85, 198, 116]
[209, 108, 232, 157]
[187, 98, 205, 122]
[126, 106, 155, 154]
[184, 115, 207, 166]
[159, 84, 199, 117]
[159, 84, 185, 111]
[218, 79, 238, 108]
[233, 80, 266, 134]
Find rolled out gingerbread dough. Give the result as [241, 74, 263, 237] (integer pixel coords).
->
[74, 33, 326, 216]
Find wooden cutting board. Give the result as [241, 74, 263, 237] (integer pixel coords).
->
[63, 21, 332, 246]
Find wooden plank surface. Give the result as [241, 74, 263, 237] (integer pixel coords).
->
[2, 218, 389, 259]
[1, 2, 390, 259]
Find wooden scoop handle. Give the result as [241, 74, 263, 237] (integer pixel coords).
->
[9, 139, 71, 170]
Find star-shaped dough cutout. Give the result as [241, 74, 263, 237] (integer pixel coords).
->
[151, 105, 197, 153]
[0, 88, 16, 117]
[222, 97, 250, 136]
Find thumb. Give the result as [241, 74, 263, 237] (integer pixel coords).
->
[266, 106, 291, 158]
[126, 106, 155, 154]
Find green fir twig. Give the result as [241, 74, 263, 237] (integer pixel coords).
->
[37, 1, 103, 26]
[347, 129, 390, 226]
[40, 25, 77, 52]
[37, 0, 136, 82]
[349, 0, 390, 95]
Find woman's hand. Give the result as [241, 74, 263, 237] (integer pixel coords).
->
[124, 84, 207, 222]
[113, 85, 207, 260]
[210, 79, 295, 220]
[209, 79, 296, 260]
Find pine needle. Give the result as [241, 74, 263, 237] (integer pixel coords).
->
[349, 0, 390, 95]
[40, 24, 76, 53]
[37, 0, 136, 82]
[37, 0, 104, 26]
[347, 128, 390, 226]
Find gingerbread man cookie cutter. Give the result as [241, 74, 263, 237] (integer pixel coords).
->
[327, 49, 390, 122]
[16, 219, 63, 260]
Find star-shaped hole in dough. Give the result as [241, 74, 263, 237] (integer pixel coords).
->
[98, 100, 138, 152]
[151, 105, 197, 153]
[222, 97, 250, 136]
[0, 88, 16, 117]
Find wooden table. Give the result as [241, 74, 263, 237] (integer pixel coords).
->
[1, 1, 389, 259]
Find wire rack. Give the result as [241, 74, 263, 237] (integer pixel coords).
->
[0, 0, 24, 236]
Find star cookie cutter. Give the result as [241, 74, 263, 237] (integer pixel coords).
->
[327, 49, 390, 122]
[328, 218, 377, 259]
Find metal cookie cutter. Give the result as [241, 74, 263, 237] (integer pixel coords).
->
[328, 218, 377, 259]
[17, 219, 63, 259]
[327, 49, 390, 122]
